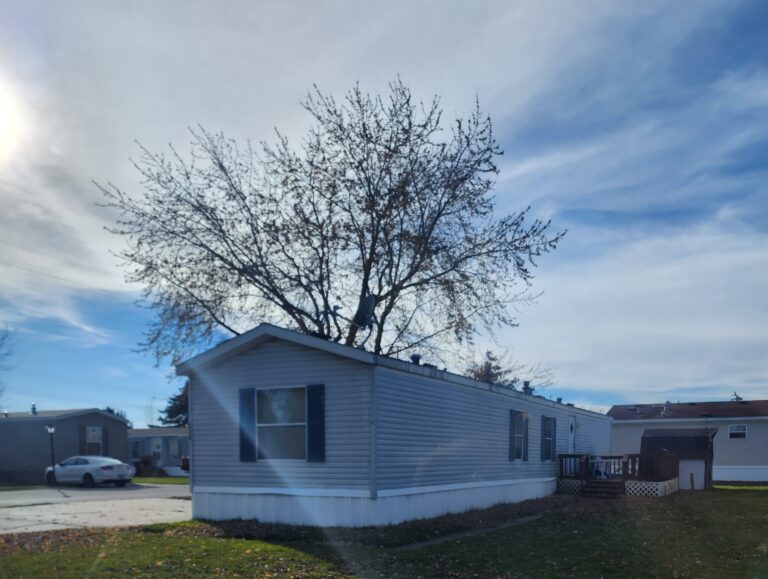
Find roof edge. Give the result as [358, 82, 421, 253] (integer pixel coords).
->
[0, 408, 130, 424]
[176, 324, 610, 419]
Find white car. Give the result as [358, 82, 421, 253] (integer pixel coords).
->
[45, 456, 135, 487]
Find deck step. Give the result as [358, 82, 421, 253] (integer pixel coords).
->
[581, 480, 625, 498]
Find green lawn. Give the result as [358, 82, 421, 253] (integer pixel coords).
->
[132, 477, 189, 485]
[2, 490, 767, 578]
[713, 483, 768, 491]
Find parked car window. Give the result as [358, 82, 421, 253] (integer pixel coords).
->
[88, 457, 121, 465]
[257, 387, 306, 459]
[60, 457, 79, 466]
[76, 458, 89, 465]
[729, 424, 747, 439]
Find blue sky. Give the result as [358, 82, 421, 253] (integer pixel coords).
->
[0, 0, 767, 425]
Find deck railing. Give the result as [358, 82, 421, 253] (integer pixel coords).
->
[558, 453, 677, 482]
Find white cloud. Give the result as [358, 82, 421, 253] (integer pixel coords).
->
[0, 0, 765, 408]
[504, 223, 768, 401]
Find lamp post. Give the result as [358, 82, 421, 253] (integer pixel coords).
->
[45, 424, 56, 485]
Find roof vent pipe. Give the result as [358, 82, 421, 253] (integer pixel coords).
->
[31, 403, 37, 416]
[410, 353, 421, 365]
[556, 397, 563, 404]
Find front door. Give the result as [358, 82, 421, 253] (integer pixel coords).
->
[568, 416, 576, 453]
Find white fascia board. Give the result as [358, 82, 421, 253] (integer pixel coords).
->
[612, 416, 768, 424]
[176, 323, 609, 419]
[176, 323, 375, 375]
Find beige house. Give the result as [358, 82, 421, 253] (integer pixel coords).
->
[608, 400, 768, 482]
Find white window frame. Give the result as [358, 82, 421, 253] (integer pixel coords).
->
[729, 424, 747, 439]
[256, 386, 307, 460]
[86, 426, 103, 456]
[511, 411, 528, 461]
[542, 416, 555, 461]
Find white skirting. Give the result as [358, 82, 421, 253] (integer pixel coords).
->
[713, 466, 768, 482]
[192, 477, 557, 527]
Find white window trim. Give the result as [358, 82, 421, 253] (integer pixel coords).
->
[255, 386, 308, 461]
[511, 411, 527, 461]
[542, 416, 555, 461]
[728, 424, 747, 439]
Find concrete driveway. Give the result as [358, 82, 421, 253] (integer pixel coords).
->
[0, 483, 191, 534]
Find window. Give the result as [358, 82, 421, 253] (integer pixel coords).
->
[86, 426, 102, 455]
[130, 441, 141, 459]
[168, 438, 180, 460]
[509, 410, 528, 461]
[729, 424, 747, 439]
[541, 416, 556, 461]
[257, 387, 306, 459]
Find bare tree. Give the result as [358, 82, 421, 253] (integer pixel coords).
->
[466, 350, 555, 390]
[0, 329, 12, 401]
[100, 79, 562, 364]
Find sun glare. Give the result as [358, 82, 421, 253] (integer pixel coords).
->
[0, 77, 26, 164]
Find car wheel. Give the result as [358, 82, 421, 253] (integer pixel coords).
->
[46, 471, 56, 486]
[114, 481, 127, 488]
[83, 473, 96, 488]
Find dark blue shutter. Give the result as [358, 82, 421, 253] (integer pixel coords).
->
[306, 384, 325, 462]
[509, 410, 517, 461]
[523, 414, 529, 462]
[552, 417, 557, 461]
[540, 416, 546, 461]
[239, 388, 256, 462]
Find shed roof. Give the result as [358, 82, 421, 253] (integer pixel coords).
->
[0, 408, 129, 424]
[176, 323, 608, 418]
[608, 400, 768, 420]
[640, 428, 718, 458]
[642, 428, 718, 439]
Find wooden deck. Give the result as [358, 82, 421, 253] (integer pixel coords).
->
[558, 454, 680, 497]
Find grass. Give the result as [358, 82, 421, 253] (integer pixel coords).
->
[713, 482, 768, 491]
[132, 477, 189, 485]
[1, 490, 767, 577]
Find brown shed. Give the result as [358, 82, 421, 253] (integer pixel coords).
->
[640, 428, 718, 490]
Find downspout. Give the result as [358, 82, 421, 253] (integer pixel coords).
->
[186, 373, 195, 495]
[369, 364, 378, 500]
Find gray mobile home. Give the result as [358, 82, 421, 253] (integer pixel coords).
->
[178, 324, 611, 526]
[128, 427, 190, 476]
[609, 400, 768, 482]
[0, 407, 129, 485]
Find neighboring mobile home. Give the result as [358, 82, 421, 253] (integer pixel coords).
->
[128, 427, 190, 477]
[0, 407, 129, 485]
[609, 400, 768, 482]
[177, 324, 611, 527]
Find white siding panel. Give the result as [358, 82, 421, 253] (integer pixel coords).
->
[190, 339, 372, 490]
[193, 478, 556, 526]
[374, 367, 611, 490]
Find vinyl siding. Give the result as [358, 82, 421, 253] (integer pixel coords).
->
[611, 419, 768, 466]
[189, 338, 372, 490]
[374, 366, 611, 490]
[0, 413, 128, 485]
